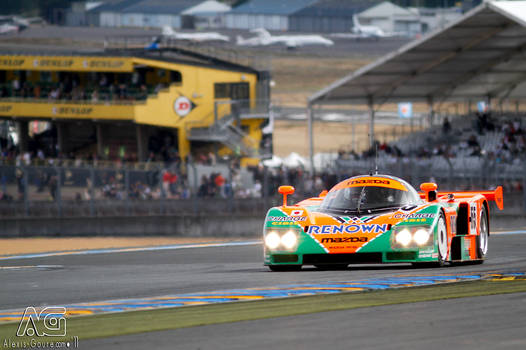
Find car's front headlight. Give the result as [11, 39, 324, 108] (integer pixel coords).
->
[264, 228, 299, 250]
[395, 228, 412, 247]
[413, 228, 431, 245]
[264, 231, 281, 249]
[392, 226, 432, 248]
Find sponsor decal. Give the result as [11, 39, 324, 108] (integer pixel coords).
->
[307, 224, 388, 235]
[418, 248, 434, 258]
[321, 237, 368, 243]
[349, 179, 390, 185]
[290, 210, 303, 217]
[33, 59, 74, 68]
[174, 96, 193, 117]
[0, 105, 12, 113]
[52, 106, 93, 115]
[267, 216, 306, 222]
[393, 213, 435, 219]
[0, 58, 24, 67]
[82, 60, 124, 69]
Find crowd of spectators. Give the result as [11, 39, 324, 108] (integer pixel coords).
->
[1, 111, 525, 203]
[0, 73, 168, 103]
[335, 112, 526, 166]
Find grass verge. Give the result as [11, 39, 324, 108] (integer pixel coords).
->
[1, 279, 525, 345]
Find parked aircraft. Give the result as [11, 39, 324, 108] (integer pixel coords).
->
[161, 26, 229, 42]
[236, 28, 334, 49]
[351, 15, 386, 38]
[0, 23, 18, 35]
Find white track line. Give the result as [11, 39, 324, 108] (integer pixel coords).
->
[0, 241, 262, 261]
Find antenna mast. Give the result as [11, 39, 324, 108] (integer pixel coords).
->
[375, 143, 379, 175]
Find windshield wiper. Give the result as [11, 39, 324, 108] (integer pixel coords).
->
[360, 205, 401, 213]
[321, 207, 358, 214]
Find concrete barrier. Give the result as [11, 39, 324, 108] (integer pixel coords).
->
[0, 212, 522, 238]
[0, 215, 265, 238]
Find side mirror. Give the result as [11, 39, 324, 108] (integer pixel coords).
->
[420, 182, 438, 202]
[278, 185, 295, 207]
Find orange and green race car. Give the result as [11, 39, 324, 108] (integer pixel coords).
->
[263, 174, 503, 271]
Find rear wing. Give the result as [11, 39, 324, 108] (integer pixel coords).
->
[419, 186, 503, 210]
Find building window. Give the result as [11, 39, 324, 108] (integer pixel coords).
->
[214, 82, 249, 100]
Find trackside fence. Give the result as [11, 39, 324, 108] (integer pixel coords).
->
[0, 158, 524, 219]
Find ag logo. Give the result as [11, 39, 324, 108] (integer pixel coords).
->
[174, 96, 193, 117]
[17, 307, 66, 337]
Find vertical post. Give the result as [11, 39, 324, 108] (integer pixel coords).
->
[125, 169, 130, 216]
[214, 100, 218, 125]
[307, 102, 314, 174]
[17, 120, 29, 154]
[523, 162, 526, 214]
[23, 166, 29, 217]
[56, 166, 62, 218]
[159, 170, 165, 215]
[136, 124, 146, 162]
[89, 167, 95, 217]
[368, 100, 375, 150]
[96, 123, 103, 159]
[427, 97, 434, 129]
[516, 100, 519, 114]
[263, 165, 269, 211]
[56, 122, 65, 156]
[191, 161, 198, 215]
[351, 115, 356, 151]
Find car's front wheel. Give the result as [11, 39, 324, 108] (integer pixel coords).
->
[415, 212, 448, 268]
[436, 212, 448, 266]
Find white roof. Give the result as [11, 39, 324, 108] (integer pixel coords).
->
[182, 0, 230, 15]
[359, 1, 416, 19]
[310, 1, 526, 106]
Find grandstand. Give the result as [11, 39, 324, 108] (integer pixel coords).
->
[0, 48, 271, 166]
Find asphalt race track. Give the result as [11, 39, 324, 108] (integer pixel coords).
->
[1, 233, 526, 310]
[84, 293, 526, 350]
[1, 232, 526, 348]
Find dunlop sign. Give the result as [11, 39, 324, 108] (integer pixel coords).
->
[0, 55, 133, 72]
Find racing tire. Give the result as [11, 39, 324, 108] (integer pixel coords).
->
[414, 212, 448, 268]
[436, 212, 448, 267]
[474, 205, 489, 264]
[268, 265, 302, 272]
[314, 264, 349, 270]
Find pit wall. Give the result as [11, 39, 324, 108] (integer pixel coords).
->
[0, 214, 264, 238]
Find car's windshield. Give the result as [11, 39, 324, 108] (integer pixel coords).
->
[320, 185, 418, 213]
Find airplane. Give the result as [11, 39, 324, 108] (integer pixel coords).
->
[236, 28, 334, 49]
[161, 25, 229, 42]
[0, 23, 19, 35]
[351, 15, 386, 39]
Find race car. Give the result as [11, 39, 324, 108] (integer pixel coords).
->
[263, 174, 503, 271]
